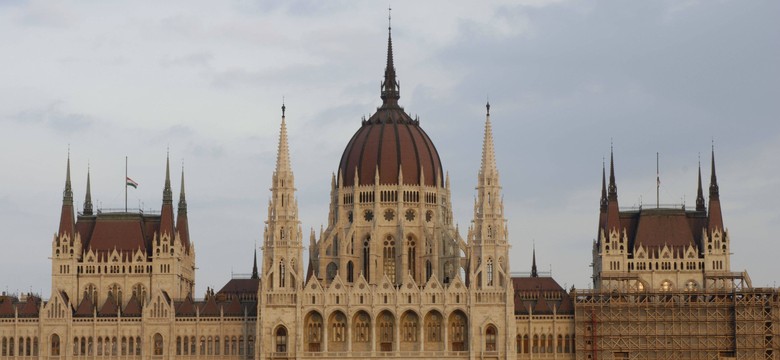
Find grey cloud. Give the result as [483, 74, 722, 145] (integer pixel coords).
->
[11, 102, 94, 133]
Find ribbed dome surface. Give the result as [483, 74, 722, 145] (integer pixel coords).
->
[338, 107, 443, 187]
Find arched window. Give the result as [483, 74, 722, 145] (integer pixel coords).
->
[448, 311, 467, 351]
[383, 236, 396, 283]
[279, 259, 286, 287]
[280, 226, 285, 240]
[275, 327, 288, 353]
[485, 325, 497, 351]
[407, 236, 416, 281]
[425, 260, 432, 282]
[363, 238, 371, 282]
[50, 334, 60, 356]
[153, 334, 163, 356]
[486, 258, 494, 286]
[326, 262, 338, 282]
[347, 261, 354, 283]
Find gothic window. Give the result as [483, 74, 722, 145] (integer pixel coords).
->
[407, 236, 416, 280]
[378, 312, 394, 350]
[279, 259, 286, 287]
[363, 238, 371, 282]
[84, 284, 97, 303]
[50, 334, 59, 356]
[132, 283, 146, 301]
[364, 210, 374, 222]
[107, 284, 122, 305]
[402, 312, 419, 342]
[153, 334, 163, 356]
[660, 280, 673, 292]
[333, 236, 339, 256]
[487, 225, 493, 239]
[305, 312, 323, 352]
[686, 280, 698, 291]
[348, 211, 353, 223]
[425, 311, 442, 342]
[384, 209, 395, 221]
[326, 262, 338, 281]
[347, 261, 354, 283]
[487, 258, 494, 286]
[280, 226, 285, 240]
[449, 311, 467, 351]
[425, 260, 432, 282]
[485, 325, 497, 351]
[383, 236, 396, 283]
[330, 312, 346, 342]
[353, 312, 370, 343]
[275, 327, 287, 353]
[425, 210, 433, 222]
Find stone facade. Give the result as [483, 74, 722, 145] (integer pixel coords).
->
[1, 27, 778, 360]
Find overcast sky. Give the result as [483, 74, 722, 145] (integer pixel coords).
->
[1, 0, 778, 298]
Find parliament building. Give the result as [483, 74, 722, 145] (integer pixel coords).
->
[0, 27, 778, 360]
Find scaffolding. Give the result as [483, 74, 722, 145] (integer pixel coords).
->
[573, 288, 779, 360]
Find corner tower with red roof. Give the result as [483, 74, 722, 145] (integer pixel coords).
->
[50, 153, 195, 313]
[592, 148, 746, 292]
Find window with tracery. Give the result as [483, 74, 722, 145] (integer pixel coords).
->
[383, 236, 396, 283]
[363, 238, 371, 282]
[275, 327, 287, 353]
[331, 313, 346, 342]
[353, 313, 370, 342]
[279, 259, 286, 287]
[485, 326, 497, 351]
[486, 258, 494, 286]
[407, 236, 416, 279]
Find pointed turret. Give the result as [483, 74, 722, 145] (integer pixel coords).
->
[380, 19, 400, 107]
[83, 166, 93, 216]
[251, 249, 259, 280]
[275, 103, 293, 177]
[708, 148, 723, 232]
[605, 147, 621, 232]
[600, 161, 607, 212]
[58, 154, 75, 237]
[696, 159, 706, 212]
[479, 102, 499, 179]
[531, 246, 538, 278]
[160, 154, 175, 236]
[176, 165, 190, 250]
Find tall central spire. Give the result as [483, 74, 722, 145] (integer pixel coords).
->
[480, 102, 498, 177]
[275, 103, 293, 176]
[380, 9, 400, 107]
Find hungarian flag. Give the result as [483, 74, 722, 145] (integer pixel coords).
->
[126, 177, 138, 189]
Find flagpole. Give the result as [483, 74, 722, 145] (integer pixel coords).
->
[125, 156, 128, 212]
[656, 152, 659, 209]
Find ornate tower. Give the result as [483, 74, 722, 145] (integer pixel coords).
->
[51, 154, 82, 297]
[468, 102, 510, 289]
[261, 103, 304, 291]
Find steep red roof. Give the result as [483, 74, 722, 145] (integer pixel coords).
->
[512, 276, 572, 316]
[634, 209, 696, 249]
[200, 296, 220, 317]
[217, 278, 259, 299]
[123, 294, 142, 317]
[98, 295, 118, 317]
[75, 296, 95, 317]
[0, 296, 16, 317]
[87, 215, 148, 253]
[17, 296, 40, 317]
[175, 296, 196, 316]
[222, 296, 244, 317]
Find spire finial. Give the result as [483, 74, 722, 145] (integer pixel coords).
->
[178, 162, 187, 214]
[709, 142, 719, 198]
[388, 5, 392, 31]
[380, 10, 400, 106]
[163, 151, 173, 204]
[608, 143, 617, 198]
[531, 242, 538, 277]
[251, 246, 259, 280]
[282, 97, 286, 118]
[83, 165, 93, 215]
[63, 150, 73, 204]
[696, 154, 705, 212]
[486, 101, 490, 116]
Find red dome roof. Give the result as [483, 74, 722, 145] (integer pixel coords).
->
[338, 108, 443, 187]
[337, 29, 443, 187]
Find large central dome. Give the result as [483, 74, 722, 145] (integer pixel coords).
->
[337, 29, 443, 187]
